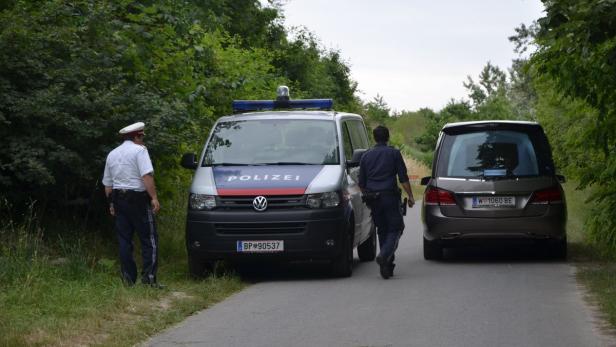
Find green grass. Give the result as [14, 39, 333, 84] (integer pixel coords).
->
[0, 196, 245, 347]
[563, 182, 616, 331]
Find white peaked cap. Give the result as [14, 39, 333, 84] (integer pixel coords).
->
[119, 122, 145, 135]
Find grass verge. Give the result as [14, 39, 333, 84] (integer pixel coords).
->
[0, 198, 245, 347]
[564, 183, 616, 332]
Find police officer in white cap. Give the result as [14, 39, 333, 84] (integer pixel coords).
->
[102, 122, 162, 287]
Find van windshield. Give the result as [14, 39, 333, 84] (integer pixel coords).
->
[203, 119, 339, 166]
[437, 130, 553, 178]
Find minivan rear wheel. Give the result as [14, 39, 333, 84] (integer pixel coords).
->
[358, 225, 377, 262]
[423, 237, 443, 260]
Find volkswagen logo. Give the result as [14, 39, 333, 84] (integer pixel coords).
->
[252, 196, 268, 212]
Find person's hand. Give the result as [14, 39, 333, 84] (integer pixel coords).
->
[109, 204, 115, 216]
[407, 198, 415, 208]
[151, 199, 161, 214]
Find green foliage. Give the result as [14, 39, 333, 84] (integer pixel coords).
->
[416, 99, 474, 154]
[0, 0, 361, 220]
[528, 0, 616, 253]
[463, 62, 507, 108]
[363, 95, 391, 126]
[387, 108, 431, 149]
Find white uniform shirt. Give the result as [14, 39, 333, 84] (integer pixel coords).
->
[102, 140, 154, 191]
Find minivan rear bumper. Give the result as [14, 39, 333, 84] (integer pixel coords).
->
[185, 208, 347, 261]
[423, 204, 566, 243]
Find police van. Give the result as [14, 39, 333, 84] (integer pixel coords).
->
[181, 87, 375, 277]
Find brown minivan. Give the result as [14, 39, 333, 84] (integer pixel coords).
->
[420, 121, 567, 260]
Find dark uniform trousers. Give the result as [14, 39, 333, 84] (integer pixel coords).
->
[113, 190, 158, 285]
[370, 193, 404, 264]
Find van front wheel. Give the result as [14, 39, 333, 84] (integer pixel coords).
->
[188, 253, 214, 279]
[358, 224, 377, 261]
[331, 227, 353, 277]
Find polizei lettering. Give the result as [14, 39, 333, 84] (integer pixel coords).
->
[227, 175, 301, 182]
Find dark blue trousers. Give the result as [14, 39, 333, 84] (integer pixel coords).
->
[113, 195, 158, 285]
[370, 194, 404, 265]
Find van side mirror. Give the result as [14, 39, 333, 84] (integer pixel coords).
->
[181, 153, 198, 170]
[556, 174, 566, 183]
[346, 149, 367, 168]
[420, 176, 431, 186]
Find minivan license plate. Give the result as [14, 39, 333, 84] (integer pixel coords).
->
[472, 196, 515, 208]
[237, 240, 284, 253]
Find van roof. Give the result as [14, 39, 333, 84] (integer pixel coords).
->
[217, 110, 362, 122]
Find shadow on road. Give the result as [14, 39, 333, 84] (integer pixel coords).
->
[227, 259, 366, 283]
[438, 243, 568, 264]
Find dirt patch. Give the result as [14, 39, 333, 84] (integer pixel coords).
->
[24, 328, 49, 345]
[26, 327, 110, 347]
[404, 156, 430, 181]
[25, 292, 194, 347]
[156, 291, 194, 311]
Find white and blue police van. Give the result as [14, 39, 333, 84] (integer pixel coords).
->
[180, 86, 375, 277]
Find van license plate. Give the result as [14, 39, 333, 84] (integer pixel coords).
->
[237, 240, 284, 253]
[472, 196, 515, 208]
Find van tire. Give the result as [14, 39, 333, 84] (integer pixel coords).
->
[358, 225, 377, 262]
[188, 253, 213, 279]
[331, 226, 353, 277]
[423, 237, 443, 260]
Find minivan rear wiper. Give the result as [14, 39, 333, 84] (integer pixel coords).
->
[478, 172, 519, 180]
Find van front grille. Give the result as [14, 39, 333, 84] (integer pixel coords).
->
[215, 222, 306, 235]
[217, 195, 306, 210]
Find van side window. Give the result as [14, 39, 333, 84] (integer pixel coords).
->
[347, 120, 369, 150]
[342, 122, 354, 159]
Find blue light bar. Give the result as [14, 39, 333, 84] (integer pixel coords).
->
[232, 99, 333, 113]
[232, 100, 275, 112]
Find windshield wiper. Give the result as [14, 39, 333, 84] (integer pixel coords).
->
[209, 163, 253, 166]
[254, 162, 315, 165]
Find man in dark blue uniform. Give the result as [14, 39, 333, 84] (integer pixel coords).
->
[359, 125, 415, 279]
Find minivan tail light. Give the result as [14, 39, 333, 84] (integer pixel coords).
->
[530, 187, 563, 204]
[424, 187, 457, 206]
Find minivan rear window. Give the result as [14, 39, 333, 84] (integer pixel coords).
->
[437, 130, 552, 178]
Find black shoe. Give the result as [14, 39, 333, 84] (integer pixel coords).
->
[150, 282, 166, 289]
[143, 282, 166, 289]
[379, 263, 391, 279]
[376, 254, 392, 279]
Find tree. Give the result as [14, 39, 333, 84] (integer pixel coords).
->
[526, 0, 616, 251]
[463, 62, 507, 109]
[416, 100, 472, 153]
[0, 0, 362, 225]
[364, 95, 390, 126]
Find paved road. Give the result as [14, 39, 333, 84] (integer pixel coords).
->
[146, 204, 614, 347]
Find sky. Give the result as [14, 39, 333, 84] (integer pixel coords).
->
[278, 0, 545, 112]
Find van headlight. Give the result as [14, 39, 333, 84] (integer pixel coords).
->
[189, 194, 217, 210]
[306, 192, 341, 209]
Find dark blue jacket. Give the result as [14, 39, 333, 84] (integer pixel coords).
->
[358, 143, 409, 192]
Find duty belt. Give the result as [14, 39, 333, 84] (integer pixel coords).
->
[112, 189, 149, 201]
